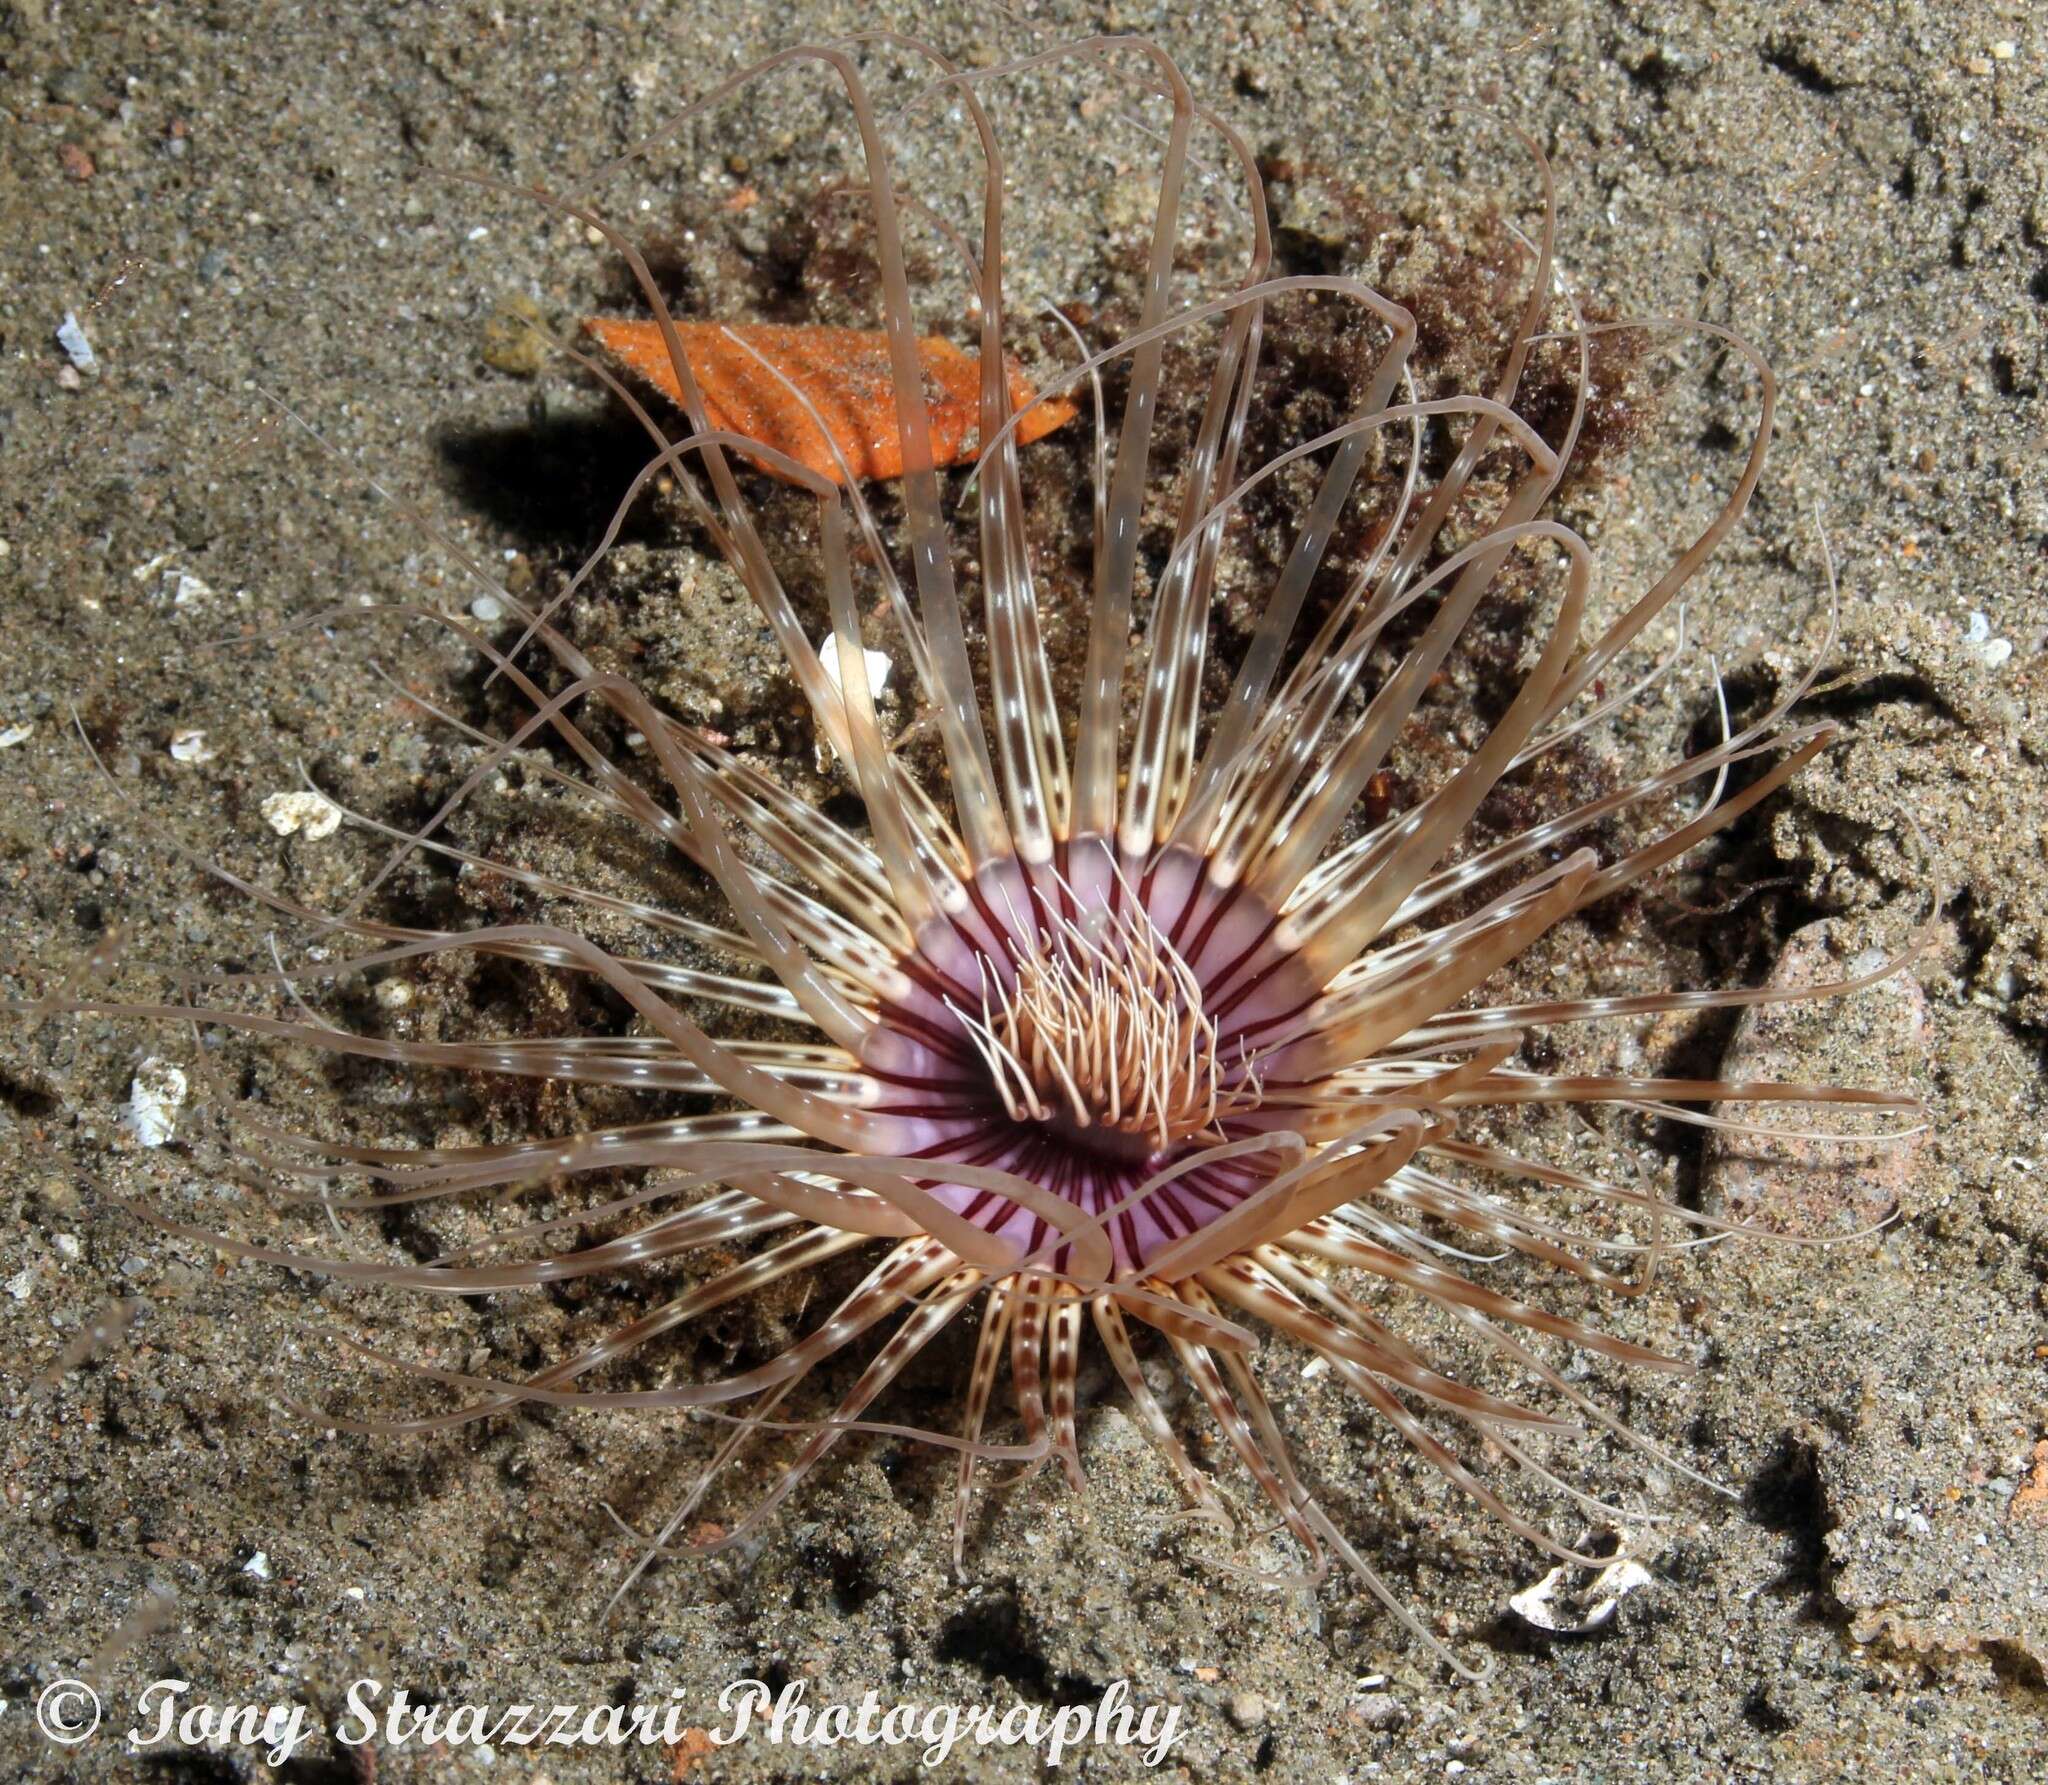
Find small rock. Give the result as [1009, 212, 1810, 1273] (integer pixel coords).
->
[1352, 1692, 1404, 1731]
[1227, 1692, 1267, 1729]
[1964, 609, 2013, 669]
[260, 790, 343, 839]
[58, 142, 95, 181]
[1702, 918, 1929, 1233]
[159, 1263, 205, 1298]
[480, 293, 550, 376]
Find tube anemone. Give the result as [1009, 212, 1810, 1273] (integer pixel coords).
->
[43, 34, 1926, 1678]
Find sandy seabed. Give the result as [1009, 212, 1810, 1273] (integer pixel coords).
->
[2, 2, 2044, 1780]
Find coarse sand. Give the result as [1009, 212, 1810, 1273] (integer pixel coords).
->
[2, 3, 2044, 1779]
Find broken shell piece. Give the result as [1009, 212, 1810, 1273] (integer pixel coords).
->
[124, 1057, 189, 1148]
[260, 791, 343, 839]
[130, 552, 212, 606]
[168, 728, 215, 764]
[818, 631, 893, 700]
[56, 310, 96, 371]
[1508, 1545, 1653, 1634]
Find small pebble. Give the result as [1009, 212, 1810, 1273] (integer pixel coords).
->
[480, 293, 549, 376]
[261, 790, 343, 839]
[1227, 1692, 1268, 1729]
[1353, 1693, 1405, 1730]
[469, 593, 505, 623]
[242, 1551, 273, 1580]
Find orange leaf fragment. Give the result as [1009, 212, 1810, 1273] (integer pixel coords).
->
[582, 318, 1077, 486]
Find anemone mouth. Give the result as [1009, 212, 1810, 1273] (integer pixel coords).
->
[856, 840, 1301, 1274]
[953, 867, 1257, 1149]
[1033, 1108, 1164, 1171]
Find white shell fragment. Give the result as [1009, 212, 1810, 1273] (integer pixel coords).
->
[1508, 1549, 1654, 1634]
[0, 723, 32, 749]
[131, 552, 213, 607]
[124, 1057, 189, 1149]
[168, 728, 216, 764]
[56, 310, 96, 371]
[817, 631, 893, 700]
[1964, 610, 2013, 670]
[261, 790, 343, 839]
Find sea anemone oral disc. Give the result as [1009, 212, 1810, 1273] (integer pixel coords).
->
[861, 839, 1311, 1276]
